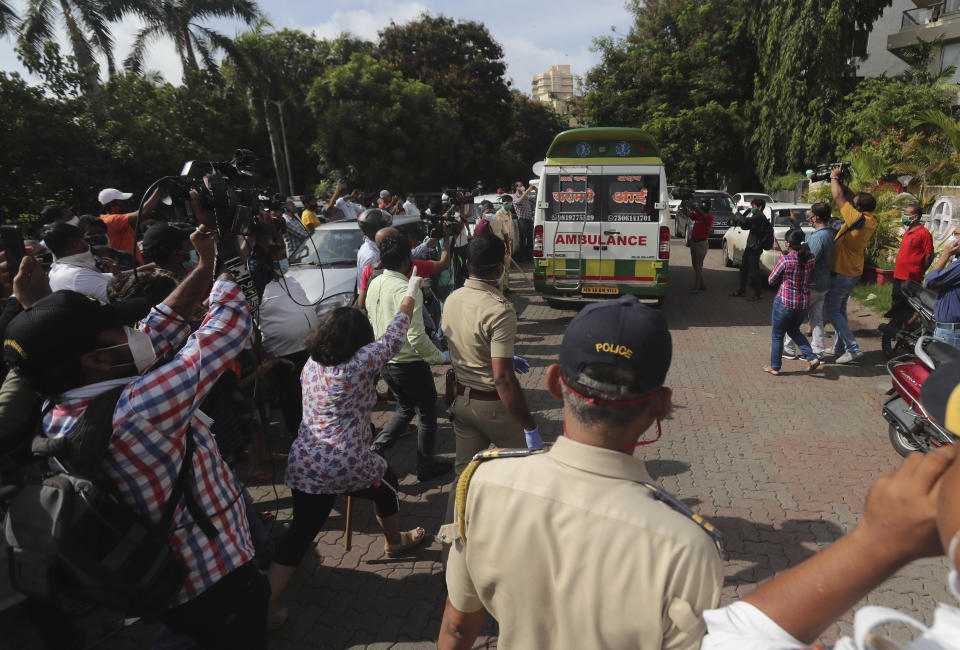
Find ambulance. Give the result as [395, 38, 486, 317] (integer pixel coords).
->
[532, 127, 670, 307]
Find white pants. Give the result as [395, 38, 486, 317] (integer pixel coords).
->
[784, 289, 828, 356]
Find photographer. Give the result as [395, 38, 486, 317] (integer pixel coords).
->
[730, 199, 768, 301]
[685, 199, 713, 294]
[3, 203, 269, 647]
[825, 168, 878, 364]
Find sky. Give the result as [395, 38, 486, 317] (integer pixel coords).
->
[0, 0, 633, 92]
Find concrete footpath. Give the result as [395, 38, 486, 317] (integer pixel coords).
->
[1, 239, 949, 649]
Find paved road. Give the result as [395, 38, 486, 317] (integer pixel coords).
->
[3, 239, 951, 649]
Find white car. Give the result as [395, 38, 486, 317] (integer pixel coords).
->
[287, 214, 425, 321]
[721, 203, 812, 274]
[731, 192, 774, 213]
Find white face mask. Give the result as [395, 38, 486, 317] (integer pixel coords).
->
[484, 212, 495, 221]
[99, 326, 156, 374]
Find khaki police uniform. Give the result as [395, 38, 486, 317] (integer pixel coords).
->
[490, 207, 513, 290]
[441, 437, 723, 650]
[441, 279, 526, 473]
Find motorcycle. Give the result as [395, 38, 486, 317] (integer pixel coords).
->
[882, 335, 959, 456]
[880, 280, 937, 359]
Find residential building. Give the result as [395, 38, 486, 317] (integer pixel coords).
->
[888, 0, 960, 84]
[858, 0, 912, 77]
[532, 64, 575, 118]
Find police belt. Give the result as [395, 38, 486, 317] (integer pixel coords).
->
[456, 383, 500, 401]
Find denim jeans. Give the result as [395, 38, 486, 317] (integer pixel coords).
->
[771, 297, 816, 370]
[934, 325, 960, 350]
[783, 288, 828, 356]
[825, 272, 861, 356]
[373, 361, 438, 463]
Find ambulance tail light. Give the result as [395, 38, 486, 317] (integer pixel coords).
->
[658, 227, 670, 259]
[534, 225, 543, 258]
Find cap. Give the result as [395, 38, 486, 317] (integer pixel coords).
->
[921, 359, 960, 433]
[3, 291, 150, 389]
[98, 188, 133, 206]
[142, 223, 188, 255]
[379, 190, 391, 199]
[560, 295, 672, 395]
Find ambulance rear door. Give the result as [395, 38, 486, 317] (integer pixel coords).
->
[541, 167, 602, 291]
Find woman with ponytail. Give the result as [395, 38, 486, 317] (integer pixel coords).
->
[763, 228, 819, 375]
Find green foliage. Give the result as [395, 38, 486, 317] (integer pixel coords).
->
[851, 281, 892, 314]
[306, 54, 461, 190]
[767, 171, 806, 192]
[377, 13, 511, 180]
[750, 0, 892, 183]
[582, 0, 758, 188]
[498, 92, 569, 183]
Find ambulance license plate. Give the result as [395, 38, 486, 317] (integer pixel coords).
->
[581, 285, 619, 296]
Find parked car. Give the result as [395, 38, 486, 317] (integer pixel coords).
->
[287, 213, 425, 321]
[731, 192, 774, 213]
[721, 202, 813, 273]
[674, 190, 737, 242]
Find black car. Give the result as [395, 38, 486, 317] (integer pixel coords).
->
[673, 191, 737, 242]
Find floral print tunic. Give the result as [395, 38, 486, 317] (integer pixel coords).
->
[284, 311, 410, 494]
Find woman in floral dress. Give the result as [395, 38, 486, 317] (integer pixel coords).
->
[267, 270, 427, 626]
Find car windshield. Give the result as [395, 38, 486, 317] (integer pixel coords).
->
[292, 226, 364, 266]
[698, 195, 735, 212]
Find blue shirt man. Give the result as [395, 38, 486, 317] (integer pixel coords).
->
[924, 227, 960, 348]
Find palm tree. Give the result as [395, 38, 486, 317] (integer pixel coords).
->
[0, 1, 18, 35]
[914, 109, 960, 154]
[124, 0, 260, 77]
[18, 0, 131, 93]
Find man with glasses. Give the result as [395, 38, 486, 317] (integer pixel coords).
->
[923, 225, 960, 349]
[784, 203, 834, 360]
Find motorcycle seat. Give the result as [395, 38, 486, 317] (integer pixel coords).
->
[918, 290, 937, 314]
[902, 280, 938, 314]
[925, 339, 960, 368]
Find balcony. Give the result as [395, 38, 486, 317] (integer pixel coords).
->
[890, 1, 960, 53]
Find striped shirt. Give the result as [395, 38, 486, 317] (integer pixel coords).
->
[42, 280, 255, 604]
[769, 251, 816, 310]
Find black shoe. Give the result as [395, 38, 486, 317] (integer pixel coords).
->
[416, 458, 453, 482]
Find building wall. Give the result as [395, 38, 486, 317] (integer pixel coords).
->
[858, 0, 913, 77]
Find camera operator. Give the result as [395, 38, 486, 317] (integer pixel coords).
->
[729, 199, 768, 301]
[3, 201, 269, 647]
[825, 168, 878, 364]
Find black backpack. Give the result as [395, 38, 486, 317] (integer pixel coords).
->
[2, 386, 214, 616]
[758, 216, 775, 251]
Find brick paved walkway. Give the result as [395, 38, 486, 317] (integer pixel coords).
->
[2, 239, 951, 649]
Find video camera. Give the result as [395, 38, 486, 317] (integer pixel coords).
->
[442, 188, 473, 205]
[425, 212, 461, 239]
[154, 149, 270, 310]
[806, 162, 852, 183]
[672, 186, 696, 201]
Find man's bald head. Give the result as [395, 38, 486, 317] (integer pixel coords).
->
[375, 226, 401, 247]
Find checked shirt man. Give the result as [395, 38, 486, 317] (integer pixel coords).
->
[3, 222, 269, 649]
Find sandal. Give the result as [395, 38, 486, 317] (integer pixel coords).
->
[385, 526, 427, 557]
[762, 366, 780, 376]
[268, 608, 288, 632]
[807, 359, 821, 373]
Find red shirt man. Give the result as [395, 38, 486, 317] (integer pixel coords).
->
[894, 206, 934, 282]
[690, 210, 714, 240]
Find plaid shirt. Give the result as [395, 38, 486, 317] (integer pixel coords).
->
[42, 279, 254, 604]
[768, 251, 816, 309]
[513, 191, 534, 219]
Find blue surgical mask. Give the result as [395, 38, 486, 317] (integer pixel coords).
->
[278, 258, 290, 275]
[182, 249, 199, 271]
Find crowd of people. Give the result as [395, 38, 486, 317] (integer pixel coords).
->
[1, 167, 959, 650]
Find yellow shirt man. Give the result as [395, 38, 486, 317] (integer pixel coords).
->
[830, 202, 877, 277]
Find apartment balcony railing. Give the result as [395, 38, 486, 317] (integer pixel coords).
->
[903, 1, 960, 29]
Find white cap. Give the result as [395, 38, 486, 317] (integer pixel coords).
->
[379, 189, 390, 199]
[98, 188, 133, 205]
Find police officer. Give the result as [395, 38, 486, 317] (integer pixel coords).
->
[489, 195, 515, 294]
[441, 234, 539, 481]
[438, 296, 723, 650]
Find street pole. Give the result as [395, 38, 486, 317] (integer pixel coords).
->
[273, 99, 295, 196]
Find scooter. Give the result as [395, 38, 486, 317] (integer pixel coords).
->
[882, 336, 959, 456]
[880, 280, 937, 359]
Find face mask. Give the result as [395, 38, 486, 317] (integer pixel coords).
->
[182, 249, 199, 271]
[484, 212, 495, 221]
[98, 326, 157, 374]
[903, 215, 916, 226]
[278, 258, 290, 275]
[949, 235, 958, 246]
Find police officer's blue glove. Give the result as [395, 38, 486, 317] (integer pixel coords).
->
[513, 355, 530, 374]
[442, 350, 451, 364]
[524, 425, 543, 450]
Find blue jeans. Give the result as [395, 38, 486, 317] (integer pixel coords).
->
[825, 273, 861, 356]
[934, 325, 960, 350]
[771, 297, 816, 370]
